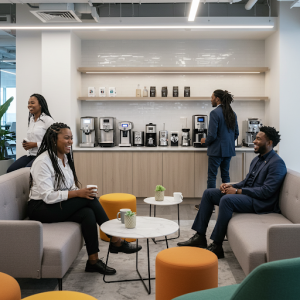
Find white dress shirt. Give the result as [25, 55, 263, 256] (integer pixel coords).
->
[26, 113, 54, 156]
[30, 151, 79, 204]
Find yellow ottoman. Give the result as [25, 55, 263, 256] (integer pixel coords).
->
[22, 291, 97, 299]
[99, 193, 136, 242]
[0, 272, 21, 300]
[156, 247, 218, 300]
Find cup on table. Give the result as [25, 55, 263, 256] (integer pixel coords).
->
[117, 208, 131, 224]
[173, 192, 183, 202]
[87, 185, 98, 197]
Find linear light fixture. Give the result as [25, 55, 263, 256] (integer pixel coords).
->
[86, 72, 261, 74]
[0, 70, 16, 75]
[0, 25, 274, 30]
[188, 0, 200, 22]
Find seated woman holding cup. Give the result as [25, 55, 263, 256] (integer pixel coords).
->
[28, 122, 141, 275]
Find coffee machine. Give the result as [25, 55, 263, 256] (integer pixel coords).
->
[80, 117, 98, 148]
[145, 123, 157, 147]
[170, 131, 179, 146]
[181, 128, 191, 146]
[159, 123, 168, 146]
[118, 121, 133, 147]
[192, 115, 208, 148]
[99, 117, 115, 147]
[242, 118, 263, 147]
[133, 131, 144, 146]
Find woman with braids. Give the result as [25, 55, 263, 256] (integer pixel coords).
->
[28, 122, 141, 275]
[7, 93, 54, 173]
[195, 89, 239, 210]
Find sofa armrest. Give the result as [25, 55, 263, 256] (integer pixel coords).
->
[0, 220, 43, 278]
[268, 224, 300, 262]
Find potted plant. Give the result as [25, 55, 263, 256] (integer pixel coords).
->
[0, 97, 15, 176]
[155, 185, 166, 201]
[124, 211, 136, 229]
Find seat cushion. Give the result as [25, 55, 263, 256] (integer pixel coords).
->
[227, 213, 292, 275]
[41, 222, 83, 278]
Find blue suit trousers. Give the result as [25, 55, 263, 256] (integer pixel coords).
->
[207, 156, 231, 189]
[192, 188, 255, 243]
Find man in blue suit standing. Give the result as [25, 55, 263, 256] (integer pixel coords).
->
[195, 90, 239, 211]
[178, 126, 287, 259]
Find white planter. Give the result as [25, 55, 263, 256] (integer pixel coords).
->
[0, 158, 14, 176]
[124, 214, 136, 229]
[155, 191, 164, 201]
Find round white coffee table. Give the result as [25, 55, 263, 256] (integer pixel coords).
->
[143, 196, 182, 243]
[101, 217, 179, 295]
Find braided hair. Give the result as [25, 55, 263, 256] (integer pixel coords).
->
[28, 93, 53, 125]
[30, 122, 80, 190]
[213, 89, 236, 131]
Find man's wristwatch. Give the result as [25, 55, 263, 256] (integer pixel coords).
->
[235, 189, 238, 194]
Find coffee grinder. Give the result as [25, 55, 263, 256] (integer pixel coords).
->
[159, 123, 168, 146]
[80, 117, 98, 148]
[242, 118, 263, 147]
[118, 121, 133, 147]
[145, 123, 157, 147]
[170, 131, 179, 146]
[192, 115, 208, 148]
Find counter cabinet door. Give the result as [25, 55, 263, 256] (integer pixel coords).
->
[194, 152, 209, 198]
[163, 152, 195, 198]
[132, 152, 163, 198]
[73, 152, 103, 195]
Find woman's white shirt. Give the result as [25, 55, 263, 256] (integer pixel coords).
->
[27, 113, 54, 156]
[30, 151, 79, 204]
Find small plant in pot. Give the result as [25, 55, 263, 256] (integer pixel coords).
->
[155, 185, 166, 201]
[124, 211, 136, 229]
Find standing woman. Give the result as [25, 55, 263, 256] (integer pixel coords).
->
[28, 122, 141, 275]
[7, 94, 54, 173]
[195, 90, 239, 209]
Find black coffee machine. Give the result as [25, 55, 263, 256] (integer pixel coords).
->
[145, 123, 157, 147]
[192, 115, 208, 148]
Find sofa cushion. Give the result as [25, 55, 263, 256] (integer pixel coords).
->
[227, 213, 292, 275]
[0, 168, 30, 221]
[41, 222, 83, 278]
[279, 168, 300, 224]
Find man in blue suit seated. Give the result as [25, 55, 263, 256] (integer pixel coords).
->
[178, 126, 287, 259]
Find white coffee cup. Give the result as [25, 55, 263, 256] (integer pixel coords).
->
[173, 192, 183, 202]
[87, 185, 98, 197]
[117, 208, 131, 224]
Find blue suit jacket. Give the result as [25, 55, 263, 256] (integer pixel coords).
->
[205, 105, 239, 157]
[232, 150, 287, 214]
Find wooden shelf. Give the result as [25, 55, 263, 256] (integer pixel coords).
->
[78, 96, 269, 101]
[78, 67, 269, 74]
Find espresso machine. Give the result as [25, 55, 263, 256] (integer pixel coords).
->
[181, 128, 191, 146]
[145, 123, 157, 147]
[118, 121, 133, 147]
[99, 117, 115, 147]
[133, 131, 144, 146]
[192, 115, 208, 148]
[80, 117, 98, 148]
[242, 118, 263, 147]
[159, 123, 168, 146]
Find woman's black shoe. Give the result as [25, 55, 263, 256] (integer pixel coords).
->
[109, 240, 142, 254]
[85, 259, 116, 275]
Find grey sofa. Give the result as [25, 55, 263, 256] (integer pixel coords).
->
[227, 168, 300, 275]
[0, 168, 83, 290]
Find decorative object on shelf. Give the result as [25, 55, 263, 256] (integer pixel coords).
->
[124, 211, 136, 229]
[143, 86, 148, 97]
[99, 87, 106, 97]
[155, 185, 166, 201]
[150, 86, 156, 97]
[88, 87, 95, 97]
[173, 86, 179, 97]
[170, 131, 179, 146]
[162, 86, 168, 97]
[184, 86, 190, 97]
[109, 87, 116, 97]
[136, 84, 141, 97]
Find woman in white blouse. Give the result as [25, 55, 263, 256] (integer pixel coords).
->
[28, 122, 141, 275]
[7, 93, 54, 173]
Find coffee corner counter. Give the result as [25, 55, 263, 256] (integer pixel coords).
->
[72, 146, 257, 198]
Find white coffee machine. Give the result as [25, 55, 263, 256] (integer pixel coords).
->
[118, 121, 133, 147]
[80, 117, 98, 148]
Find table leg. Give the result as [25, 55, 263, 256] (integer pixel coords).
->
[103, 239, 155, 294]
[152, 205, 158, 244]
[149, 204, 152, 217]
[165, 236, 169, 248]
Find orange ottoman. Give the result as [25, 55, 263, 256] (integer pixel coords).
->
[0, 272, 21, 300]
[156, 247, 218, 300]
[22, 291, 97, 299]
[99, 193, 136, 242]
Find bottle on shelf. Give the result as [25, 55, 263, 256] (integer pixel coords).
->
[136, 84, 141, 97]
[143, 86, 148, 97]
